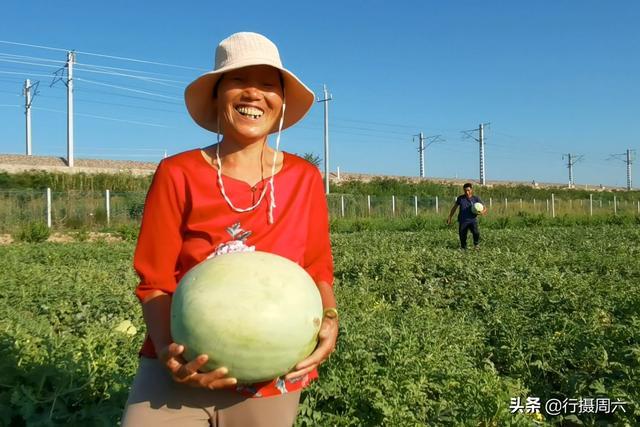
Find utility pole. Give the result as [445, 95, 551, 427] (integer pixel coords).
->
[479, 123, 485, 185]
[417, 132, 425, 177]
[461, 123, 489, 185]
[317, 84, 332, 194]
[609, 149, 635, 190]
[23, 79, 39, 156]
[563, 153, 583, 188]
[412, 132, 443, 178]
[66, 51, 76, 167]
[628, 149, 633, 190]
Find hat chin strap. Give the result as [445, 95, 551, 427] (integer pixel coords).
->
[215, 103, 286, 225]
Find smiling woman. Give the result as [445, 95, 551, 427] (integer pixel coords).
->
[121, 32, 338, 427]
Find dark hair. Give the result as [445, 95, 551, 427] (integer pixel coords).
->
[212, 70, 285, 98]
[463, 183, 473, 190]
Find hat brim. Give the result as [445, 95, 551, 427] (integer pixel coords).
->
[184, 63, 315, 134]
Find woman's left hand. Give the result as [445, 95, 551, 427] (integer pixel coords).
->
[285, 316, 338, 381]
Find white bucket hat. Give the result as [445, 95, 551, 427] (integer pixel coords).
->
[184, 32, 315, 133]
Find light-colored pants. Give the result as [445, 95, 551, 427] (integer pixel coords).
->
[121, 357, 301, 427]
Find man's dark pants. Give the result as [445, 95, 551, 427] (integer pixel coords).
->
[459, 220, 480, 249]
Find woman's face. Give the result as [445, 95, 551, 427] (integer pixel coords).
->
[216, 65, 284, 142]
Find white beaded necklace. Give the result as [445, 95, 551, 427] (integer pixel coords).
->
[215, 103, 286, 224]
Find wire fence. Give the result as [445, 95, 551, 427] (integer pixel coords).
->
[1, 189, 638, 233]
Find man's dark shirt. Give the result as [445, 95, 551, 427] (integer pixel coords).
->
[456, 195, 483, 223]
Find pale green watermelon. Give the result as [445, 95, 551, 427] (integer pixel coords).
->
[472, 202, 485, 214]
[171, 251, 323, 383]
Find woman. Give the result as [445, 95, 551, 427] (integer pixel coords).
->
[121, 32, 338, 426]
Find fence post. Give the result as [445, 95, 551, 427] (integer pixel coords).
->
[46, 187, 52, 228]
[435, 196, 439, 214]
[637, 200, 639, 214]
[533, 198, 536, 210]
[551, 193, 555, 218]
[489, 197, 493, 208]
[569, 199, 573, 209]
[367, 195, 371, 216]
[414, 196, 418, 216]
[341, 195, 345, 217]
[614, 196, 617, 215]
[546, 199, 549, 212]
[392, 195, 396, 216]
[519, 198, 523, 209]
[105, 189, 111, 225]
[600, 199, 602, 208]
[589, 194, 593, 216]
[504, 198, 508, 211]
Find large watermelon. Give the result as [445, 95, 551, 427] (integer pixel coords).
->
[171, 251, 323, 383]
[472, 202, 485, 214]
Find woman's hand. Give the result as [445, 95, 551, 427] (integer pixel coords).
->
[159, 343, 238, 389]
[285, 317, 338, 381]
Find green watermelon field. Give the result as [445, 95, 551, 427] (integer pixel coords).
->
[1, 224, 638, 426]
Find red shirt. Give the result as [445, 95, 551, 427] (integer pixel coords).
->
[133, 148, 334, 397]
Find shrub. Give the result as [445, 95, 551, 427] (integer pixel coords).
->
[127, 201, 145, 220]
[14, 222, 50, 243]
[606, 214, 627, 226]
[516, 211, 546, 227]
[113, 224, 140, 242]
[492, 216, 511, 229]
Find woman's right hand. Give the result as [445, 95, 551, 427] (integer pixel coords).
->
[159, 343, 238, 389]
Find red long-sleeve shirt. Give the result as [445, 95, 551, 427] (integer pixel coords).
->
[133, 148, 334, 397]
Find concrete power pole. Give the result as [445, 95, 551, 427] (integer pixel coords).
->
[317, 84, 332, 194]
[23, 79, 39, 156]
[415, 132, 425, 178]
[566, 153, 574, 188]
[413, 132, 443, 178]
[563, 153, 583, 188]
[461, 123, 489, 185]
[626, 149, 634, 190]
[609, 149, 635, 190]
[66, 51, 76, 167]
[479, 123, 486, 185]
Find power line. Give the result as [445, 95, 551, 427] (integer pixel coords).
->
[74, 87, 183, 106]
[3, 86, 183, 113]
[0, 40, 69, 53]
[0, 58, 62, 69]
[0, 52, 66, 64]
[0, 70, 59, 79]
[74, 97, 184, 114]
[74, 77, 182, 100]
[32, 106, 171, 128]
[75, 50, 205, 71]
[75, 61, 192, 80]
[0, 40, 205, 71]
[73, 66, 186, 88]
[75, 63, 190, 83]
[335, 117, 420, 130]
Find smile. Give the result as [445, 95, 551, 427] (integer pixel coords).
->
[235, 106, 264, 120]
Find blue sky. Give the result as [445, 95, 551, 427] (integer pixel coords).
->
[1, 0, 638, 188]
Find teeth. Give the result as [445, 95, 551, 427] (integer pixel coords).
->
[236, 106, 264, 119]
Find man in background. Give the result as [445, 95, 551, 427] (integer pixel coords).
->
[447, 183, 487, 249]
